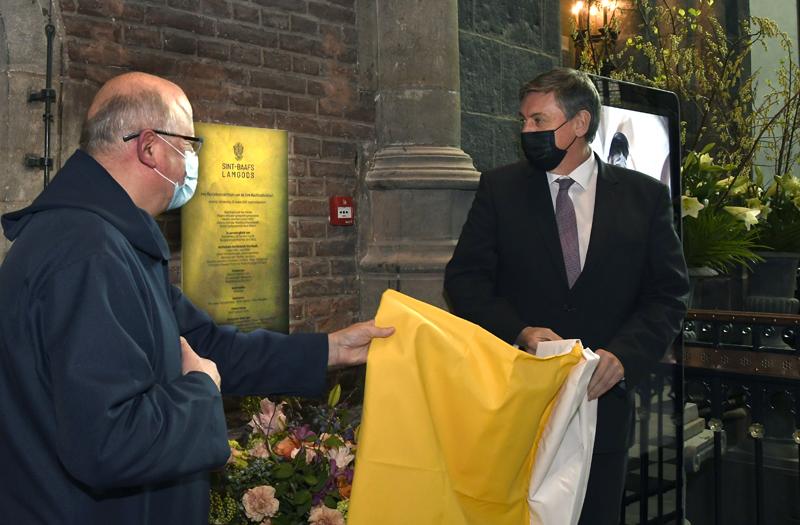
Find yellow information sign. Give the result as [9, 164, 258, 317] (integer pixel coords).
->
[182, 123, 288, 333]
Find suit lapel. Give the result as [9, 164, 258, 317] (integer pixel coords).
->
[525, 165, 569, 286]
[574, 159, 622, 290]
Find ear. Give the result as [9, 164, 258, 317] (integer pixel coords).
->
[137, 130, 158, 169]
[573, 109, 592, 139]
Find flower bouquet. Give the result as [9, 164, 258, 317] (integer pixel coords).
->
[209, 385, 356, 525]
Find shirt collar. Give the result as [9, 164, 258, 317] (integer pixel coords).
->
[546, 153, 597, 190]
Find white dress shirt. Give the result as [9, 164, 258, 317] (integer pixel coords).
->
[546, 154, 598, 270]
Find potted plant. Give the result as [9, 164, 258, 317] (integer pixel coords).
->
[680, 146, 764, 308]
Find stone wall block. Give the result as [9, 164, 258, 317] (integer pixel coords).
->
[450, 189, 476, 237]
[376, 2, 459, 89]
[543, 0, 562, 56]
[398, 189, 452, 239]
[4, 2, 62, 74]
[457, 0, 475, 31]
[494, 117, 524, 168]
[458, 33, 500, 115]
[474, 0, 543, 49]
[500, 47, 558, 117]
[460, 112, 496, 174]
[377, 89, 461, 148]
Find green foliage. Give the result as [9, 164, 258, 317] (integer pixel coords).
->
[682, 207, 763, 272]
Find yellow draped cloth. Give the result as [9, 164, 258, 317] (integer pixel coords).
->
[348, 290, 583, 525]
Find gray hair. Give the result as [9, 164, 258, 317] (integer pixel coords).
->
[519, 68, 602, 143]
[80, 88, 178, 156]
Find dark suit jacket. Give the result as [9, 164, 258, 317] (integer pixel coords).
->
[444, 155, 690, 453]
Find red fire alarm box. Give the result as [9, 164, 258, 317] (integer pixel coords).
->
[329, 196, 354, 226]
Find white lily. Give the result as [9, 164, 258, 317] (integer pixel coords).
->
[745, 198, 771, 220]
[724, 206, 761, 230]
[326, 444, 355, 469]
[681, 196, 705, 218]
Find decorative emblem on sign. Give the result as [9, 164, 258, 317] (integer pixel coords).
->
[234, 142, 244, 161]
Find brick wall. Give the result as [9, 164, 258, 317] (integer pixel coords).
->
[57, 0, 374, 334]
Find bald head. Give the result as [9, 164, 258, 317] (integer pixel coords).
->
[80, 72, 193, 157]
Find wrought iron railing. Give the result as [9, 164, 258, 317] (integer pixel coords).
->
[623, 310, 800, 524]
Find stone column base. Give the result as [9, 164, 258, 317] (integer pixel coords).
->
[359, 146, 479, 318]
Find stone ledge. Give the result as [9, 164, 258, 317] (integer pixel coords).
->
[359, 241, 457, 273]
[365, 146, 480, 190]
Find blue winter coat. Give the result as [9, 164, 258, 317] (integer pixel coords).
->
[0, 150, 328, 524]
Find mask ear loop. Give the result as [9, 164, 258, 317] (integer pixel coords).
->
[553, 115, 581, 153]
[154, 134, 192, 186]
[563, 133, 578, 152]
[157, 134, 188, 159]
[153, 167, 179, 187]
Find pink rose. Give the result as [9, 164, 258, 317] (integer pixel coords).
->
[308, 504, 345, 525]
[242, 485, 279, 522]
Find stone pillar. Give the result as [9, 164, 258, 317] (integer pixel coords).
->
[356, 0, 480, 318]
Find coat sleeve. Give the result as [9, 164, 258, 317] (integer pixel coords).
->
[605, 183, 690, 387]
[34, 253, 231, 489]
[169, 286, 329, 398]
[444, 173, 530, 344]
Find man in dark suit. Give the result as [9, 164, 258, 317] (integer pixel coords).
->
[444, 68, 689, 524]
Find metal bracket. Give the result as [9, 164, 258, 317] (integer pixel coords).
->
[27, 89, 56, 103]
[25, 155, 53, 169]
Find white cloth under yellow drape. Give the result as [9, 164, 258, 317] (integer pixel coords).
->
[349, 290, 598, 525]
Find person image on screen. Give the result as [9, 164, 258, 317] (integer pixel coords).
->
[444, 67, 690, 525]
[0, 71, 394, 525]
[607, 131, 630, 168]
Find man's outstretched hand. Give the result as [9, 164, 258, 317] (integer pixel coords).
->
[328, 320, 395, 367]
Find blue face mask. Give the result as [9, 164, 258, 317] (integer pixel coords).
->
[154, 134, 199, 210]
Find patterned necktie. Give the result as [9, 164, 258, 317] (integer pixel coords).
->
[556, 177, 581, 288]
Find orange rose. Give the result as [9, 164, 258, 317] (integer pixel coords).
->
[336, 475, 352, 499]
[274, 436, 300, 458]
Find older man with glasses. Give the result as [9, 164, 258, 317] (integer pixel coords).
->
[0, 72, 394, 525]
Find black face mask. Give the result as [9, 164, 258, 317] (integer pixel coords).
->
[520, 120, 578, 172]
